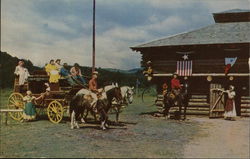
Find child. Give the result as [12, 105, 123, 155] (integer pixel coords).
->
[23, 90, 37, 121]
[162, 82, 168, 96]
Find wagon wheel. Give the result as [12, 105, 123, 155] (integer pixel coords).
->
[47, 100, 64, 124]
[8, 93, 24, 121]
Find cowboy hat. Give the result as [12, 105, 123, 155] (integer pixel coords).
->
[146, 61, 152, 64]
[173, 72, 178, 76]
[92, 71, 98, 75]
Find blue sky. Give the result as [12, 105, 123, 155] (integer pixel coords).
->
[1, 0, 249, 69]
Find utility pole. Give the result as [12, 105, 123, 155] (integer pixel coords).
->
[92, 0, 96, 73]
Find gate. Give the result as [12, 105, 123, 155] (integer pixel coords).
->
[209, 83, 225, 118]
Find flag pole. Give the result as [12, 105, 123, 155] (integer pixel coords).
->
[92, 0, 96, 73]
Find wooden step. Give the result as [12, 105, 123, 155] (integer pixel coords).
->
[191, 95, 207, 99]
[241, 113, 250, 117]
[240, 100, 250, 103]
[159, 106, 209, 111]
[169, 110, 209, 115]
[241, 103, 250, 107]
[241, 105, 250, 109]
[188, 102, 210, 106]
[157, 95, 163, 98]
[240, 109, 250, 113]
[241, 96, 250, 100]
[189, 98, 207, 102]
[156, 103, 163, 107]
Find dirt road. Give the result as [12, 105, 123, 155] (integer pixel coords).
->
[183, 117, 250, 158]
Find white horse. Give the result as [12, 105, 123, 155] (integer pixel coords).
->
[109, 86, 134, 123]
[120, 86, 134, 105]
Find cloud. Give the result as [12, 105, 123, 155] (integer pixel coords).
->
[202, 0, 250, 12]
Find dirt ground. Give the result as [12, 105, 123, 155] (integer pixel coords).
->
[184, 117, 250, 158]
[0, 90, 249, 158]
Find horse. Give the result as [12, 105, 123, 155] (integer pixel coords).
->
[70, 83, 123, 130]
[120, 86, 134, 105]
[70, 93, 93, 129]
[163, 84, 189, 120]
[81, 83, 121, 122]
[111, 86, 134, 123]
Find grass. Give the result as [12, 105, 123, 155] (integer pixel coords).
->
[0, 89, 200, 158]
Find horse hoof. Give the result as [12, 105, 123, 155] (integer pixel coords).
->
[71, 126, 74, 129]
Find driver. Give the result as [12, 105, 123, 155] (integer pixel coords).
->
[89, 71, 102, 112]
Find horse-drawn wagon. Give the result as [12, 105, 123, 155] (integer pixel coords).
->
[7, 70, 84, 123]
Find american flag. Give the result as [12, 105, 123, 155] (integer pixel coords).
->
[176, 60, 193, 76]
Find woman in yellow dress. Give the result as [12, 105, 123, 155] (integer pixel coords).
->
[45, 60, 60, 83]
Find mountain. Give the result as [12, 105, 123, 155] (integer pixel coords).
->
[0, 51, 147, 88]
[103, 68, 143, 74]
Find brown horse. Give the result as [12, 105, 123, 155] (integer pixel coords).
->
[70, 85, 123, 130]
[163, 88, 189, 120]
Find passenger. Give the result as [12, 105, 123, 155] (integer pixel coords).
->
[22, 90, 37, 121]
[55, 59, 62, 70]
[59, 63, 77, 86]
[14, 60, 30, 85]
[70, 63, 86, 85]
[45, 59, 60, 83]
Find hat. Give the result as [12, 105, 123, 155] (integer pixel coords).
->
[26, 90, 32, 95]
[229, 85, 235, 90]
[92, 71, 98, 75]
[18, 60, 24, 65]
[173, 72, 178, 76]
[56, 59, 61, 62]
[74, 63, 80, 67]
[147, 61, 152, 64]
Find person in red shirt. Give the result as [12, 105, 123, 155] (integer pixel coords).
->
[171, 72, 182, 97]
[171, 73, 182, 89]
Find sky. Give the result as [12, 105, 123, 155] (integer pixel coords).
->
[1, 0, 249, 70]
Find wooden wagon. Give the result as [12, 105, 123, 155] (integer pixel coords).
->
[7, 70, 84, 123]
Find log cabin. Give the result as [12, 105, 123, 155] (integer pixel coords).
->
[131, 9, 250, 117]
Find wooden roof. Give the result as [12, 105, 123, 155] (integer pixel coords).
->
[131, 10, 250, 51]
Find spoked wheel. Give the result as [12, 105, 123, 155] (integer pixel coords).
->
[8, 93, 24, 121]
[47, 100, 64, 124]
